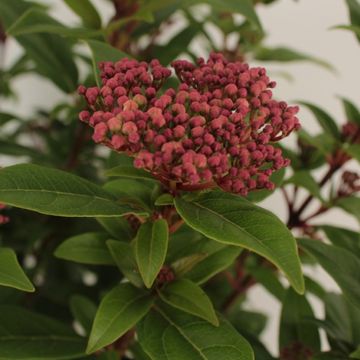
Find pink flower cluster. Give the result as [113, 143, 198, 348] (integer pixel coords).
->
[0, 203, 9, 225]
[78, 53, 300, 195]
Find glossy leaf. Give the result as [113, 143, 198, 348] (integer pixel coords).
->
[55, 232, 114, 265]
[175, 192, 304, 294]
[159, 279, 218, 326]
[299, 102, 340, 139]
[137, 305, 254, 360]
[70, 295, 97, 335]
[87, 283, 153, 354]
[0, 164, 134, 217]
[299, 238, 360, 309]
[107, 240, 143, 287]
[63, 0, 101, 29]
[279, 288, 320, 353]
[0, 305, 86, 359]
[135, 219, 169, 288]
[0, 248, 34, 292]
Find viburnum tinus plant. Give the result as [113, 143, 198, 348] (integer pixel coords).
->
[0, 1, 360, 360]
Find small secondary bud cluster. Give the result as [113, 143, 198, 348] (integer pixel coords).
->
[78, 53, 300, 195]
[0, 203, 9, 225]
[338, 170, 360, 197]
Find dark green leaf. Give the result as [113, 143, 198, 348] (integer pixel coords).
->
[299, 102, 340, 139]
[335, 196, 360, 223]
[175, 192, 304, 294]
[254, 46, 334, 71]
[279, 288, 320, 352]
[299, 238, 360, 309]
[0, 305, 86, 359]
[7, 8, 101, 38]
[345, 144, 360, 163]
[185, 246, 241, 284]
[87, 283, 153, 354]
[345, 0, 360, 42]
[0, 1, 78, 93]
[70, 295, 97, 335]
[55, 232, 114, 265]
[96, 216, 133, 241]
[106, 240, 143, 287]
[0, 248, 34, 292]
[105, 165, 156, 181]
[340, 96, 360, 125]
[137, 304, 254, 360]
[159, 279, 218, 326]
[0, 164, 134, 217]
[135, 219, 169, 288]
[63, 0, 101, 29]
[0, 112, 18, 127]
[85, 40, 129, 86]
[321, 225, 360, 257]
[285, 170, 323, 200]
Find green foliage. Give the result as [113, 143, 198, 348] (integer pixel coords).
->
[0, 248, 34, 292]
[0, 0, 359, 358]
[87, 283, 154, 354]
[175, 192, 304, 293]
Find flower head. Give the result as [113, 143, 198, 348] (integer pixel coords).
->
[78, 53, 300, 195]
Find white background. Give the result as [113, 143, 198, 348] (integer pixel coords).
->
[1, 0, 359, 356]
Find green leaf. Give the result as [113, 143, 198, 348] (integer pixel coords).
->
[87, 283, 153, 354]
[105, 165, 156, 181]
[345, 144, 360, 163]
[254, 46, 334, 72]
[159, 279, 218, 326]
[335, 196, 360, 223]
[0, 305, 86, 359]
[185, 246, 241, 284]
[246, 167, 285, 203]
[137, 304, 254, 360]
[279, 288, 320, 353]
[298, 238, 360, 309]
[321, 225, 360, 257]
[55, 232, 114, 265]
[351, 347, 360, 359]
[104, 179, 154, 211]
[248, 266, 285, 301]
[0, 112, 18, 127]
[0, 164, 135, 217]
[0, 248, 34, 292]
[96, 217, 133, 241]
[106, 240, 143, 287]
[191, 0, 262, 31]
[299, 102, 340, 139]
[175, 192, 304, 294]
[63, 0, 101, 29]
[7, 8, 101, 38]
[0, 1, 78, 93]
[135, 219, 169, 288]
[155, 193, 174, 206]
[85, 40, 129, 86]
[345, 0, 360, 42]
[70, 295, 97, 335]
[339, 96, 360, 125]
[285, 170, 323, 200]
